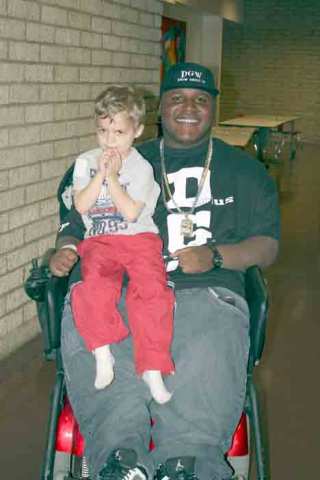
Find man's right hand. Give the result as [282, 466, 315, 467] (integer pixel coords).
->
[49, 248, 78, 277]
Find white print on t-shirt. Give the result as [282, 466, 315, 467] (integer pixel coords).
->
[59, 222, 70, 233]
[165, 167, 213, 272]
[86, 168, 129, 236]
[61, 185, 73, 210]
[214, 196, 234, 205]
[166, 211, 212, 272]
[165, 166, 211, 210]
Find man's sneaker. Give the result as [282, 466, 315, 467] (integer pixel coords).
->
[154, 457, 198, 480]
[99, 448, 148, 480]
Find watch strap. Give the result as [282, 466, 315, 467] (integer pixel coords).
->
[207, 243, 223, 269]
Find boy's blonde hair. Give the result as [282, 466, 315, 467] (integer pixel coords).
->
[94, 85, 146, 125]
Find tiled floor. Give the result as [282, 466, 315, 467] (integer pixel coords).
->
[0, 143, 319, 479]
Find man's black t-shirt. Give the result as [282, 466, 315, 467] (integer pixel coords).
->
[137, 138, 280, 296]
[57, 137, 280, 298]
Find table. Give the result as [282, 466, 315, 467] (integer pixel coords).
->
[219, 114, 299, 129]
[212, 126, 256, 148]
[219, 115, 299, 162]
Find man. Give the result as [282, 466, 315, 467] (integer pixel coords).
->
[50, 62, 280, 480]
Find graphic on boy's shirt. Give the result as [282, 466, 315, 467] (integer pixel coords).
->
[86, 168, 129, 236]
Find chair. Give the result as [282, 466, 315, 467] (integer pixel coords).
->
[25, 261, 270, 480]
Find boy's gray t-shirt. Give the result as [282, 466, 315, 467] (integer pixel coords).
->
[73, 147, 160, 238]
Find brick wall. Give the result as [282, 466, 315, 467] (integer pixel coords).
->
[0, 0, 163, 360]
[220, 0, 320, 143]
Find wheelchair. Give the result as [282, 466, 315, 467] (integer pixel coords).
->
[25, 257, 270, 480]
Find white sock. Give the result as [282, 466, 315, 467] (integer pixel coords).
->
[142, 370, 172, 404]
[93, 345, 115, 390]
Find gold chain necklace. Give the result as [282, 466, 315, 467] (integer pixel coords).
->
[160, 138, 213, 238]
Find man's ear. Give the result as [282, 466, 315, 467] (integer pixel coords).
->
[135, 124, 144, 138]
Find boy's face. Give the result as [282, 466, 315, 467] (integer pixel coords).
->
[96, 111, 144, 158]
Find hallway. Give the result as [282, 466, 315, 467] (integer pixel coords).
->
[258, 142, 320, 478]
[0, 143, 319, 479]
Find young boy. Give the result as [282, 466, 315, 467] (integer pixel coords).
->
[71, 86, 175, 404]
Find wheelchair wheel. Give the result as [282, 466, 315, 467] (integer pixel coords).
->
[52, 451, 71, 480]
[227, 413, 251, 479]
[52, 452, 90, 480]
[228, 456, 250, 480]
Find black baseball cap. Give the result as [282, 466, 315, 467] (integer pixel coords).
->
[160, 62, 219, 98]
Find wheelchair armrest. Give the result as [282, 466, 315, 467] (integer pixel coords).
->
[45, 275, 69, 356]
[244, 266, 269, 371]
[25, 255, 69, 360]
[24, 250, 55, 302]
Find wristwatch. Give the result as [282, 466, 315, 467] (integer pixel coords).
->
[207, 243, 224, 269]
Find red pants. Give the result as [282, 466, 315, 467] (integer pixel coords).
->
[71, 233, 175, 375]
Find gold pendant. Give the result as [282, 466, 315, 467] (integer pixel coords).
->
[180, 215, 194, 237]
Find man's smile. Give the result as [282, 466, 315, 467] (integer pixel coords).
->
[175, 117, 199, 124]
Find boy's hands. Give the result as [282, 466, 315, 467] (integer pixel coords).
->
[98, 148, 122, 181]
[105, 148, 122, 179]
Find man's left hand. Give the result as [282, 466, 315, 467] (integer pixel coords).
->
[171, 245, 213, 274]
